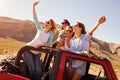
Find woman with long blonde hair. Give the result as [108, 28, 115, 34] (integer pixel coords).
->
[23, 1, 57, 80]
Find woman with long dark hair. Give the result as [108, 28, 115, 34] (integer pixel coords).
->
[68, 16, 106, 80]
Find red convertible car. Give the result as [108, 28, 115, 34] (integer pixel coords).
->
[0, 46, 118, 80]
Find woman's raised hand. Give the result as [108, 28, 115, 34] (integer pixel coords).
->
[33, 1, 39, 15]
[33, 1, 39, 7]
[89, 16, 106, 35]
[97, 16, 106, 25]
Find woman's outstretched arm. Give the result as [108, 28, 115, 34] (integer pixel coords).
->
[89, 16, 106, 35]
[33, 1, 39, 16]
[33, 1, 43, 30]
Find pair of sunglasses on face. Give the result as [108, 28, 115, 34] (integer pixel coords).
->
[74, 24, 82, 28]
[66, 30, 72, 33]
[45, 21, 50, 24]
[61, 22, 67, 25]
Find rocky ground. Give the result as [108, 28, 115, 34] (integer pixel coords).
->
[0, 52, 16, 70]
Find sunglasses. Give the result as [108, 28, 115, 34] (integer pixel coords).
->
[61, 22, 67, 24]
[66, 30, 72, 33]
[45, 21, 50, 24]
[74, 24, 82, 28]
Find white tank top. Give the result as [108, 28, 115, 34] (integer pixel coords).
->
[64, 38, 70, 51]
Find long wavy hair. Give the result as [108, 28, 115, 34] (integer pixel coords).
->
[76, 22, 86, 34]
[49, 19, 57, 34]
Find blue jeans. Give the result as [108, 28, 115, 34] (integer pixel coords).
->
[24, 50, 42, 80]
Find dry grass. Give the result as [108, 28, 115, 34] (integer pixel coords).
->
[0, 37, 26, 54]
[111, 60, 120, 80]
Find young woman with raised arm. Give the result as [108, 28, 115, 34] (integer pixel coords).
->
[23, 1, 57, 80]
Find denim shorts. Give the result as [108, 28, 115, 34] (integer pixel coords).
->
[68, 63, 86, 75]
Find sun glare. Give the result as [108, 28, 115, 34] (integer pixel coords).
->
[0, 0, 4, 5]
[0, 0, 5, 8]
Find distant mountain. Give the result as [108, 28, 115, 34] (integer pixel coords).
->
[0, 16, 36, 42]
[90, 37, 120, 57]
[0, 16, 120, 56]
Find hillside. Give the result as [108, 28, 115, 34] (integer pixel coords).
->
[0, 16, 36, 42]
[0, 16, 120, 79]
[90, 37, 120, 56]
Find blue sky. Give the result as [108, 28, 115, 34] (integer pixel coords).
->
[0, 0, 120, 44]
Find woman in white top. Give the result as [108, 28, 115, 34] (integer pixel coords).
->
[23, 1, 57, 80]
[69, 16, 106, 80]
[56, 26, 74, 51]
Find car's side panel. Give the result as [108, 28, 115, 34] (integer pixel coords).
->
[56, 51, 117, 80]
